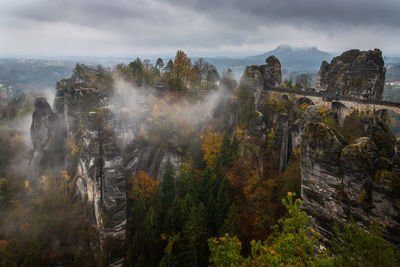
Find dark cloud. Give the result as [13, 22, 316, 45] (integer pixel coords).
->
[169, 0, 400, 28]
[1, 0, 399, 57]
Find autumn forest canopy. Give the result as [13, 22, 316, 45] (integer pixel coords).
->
[0, 48, 399, 267]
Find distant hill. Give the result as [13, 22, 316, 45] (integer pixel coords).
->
[204, 45, 333, 77]
[244, 45, 332, 71]
[386, 63, 400, 82]
[385, 56, 400, 65]
[0, 58, 74, 92]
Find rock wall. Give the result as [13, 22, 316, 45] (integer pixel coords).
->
[241, 50, 399, 250]
[28, 97, 60, 183]
[29, 74, 187, 265]
[241, 56, 286, 175]
[244, 55, 282, 112]
[316, 49, 386, 100]
[300, 106, 400, 249]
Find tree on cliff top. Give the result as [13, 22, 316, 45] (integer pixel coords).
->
[173, 50, 191, 90]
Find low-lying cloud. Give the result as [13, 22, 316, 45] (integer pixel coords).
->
[111, 79, 229, 131]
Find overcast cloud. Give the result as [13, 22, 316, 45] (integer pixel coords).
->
[1, 0, 400, 57]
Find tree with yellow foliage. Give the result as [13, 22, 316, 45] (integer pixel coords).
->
[201, 131, 223, 171]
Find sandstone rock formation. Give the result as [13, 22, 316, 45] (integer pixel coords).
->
[26, 48, 399, 264]
[241, 56, 285, 174]
[29, 77, 183, 266]
[264, 55, 282, 90]
[300, 107, 400, 249]
[242, 50, 399, 250]
[316, 49, 386, 100]
[29, 97, 65, 184]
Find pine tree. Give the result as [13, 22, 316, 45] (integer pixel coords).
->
[182, 203, 209, 267]
[332, 219, 399, 266]
[215, 176, 233, 232]
[219, 203, 239, 235]
[161, 159, 176, 212]
[218, 133, 233, 169]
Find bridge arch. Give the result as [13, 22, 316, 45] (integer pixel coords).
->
[375, 109, 389, 121]
[294, 97, 314, 111]
[332, 101, 346, 112]
[331, 101, 348, 122]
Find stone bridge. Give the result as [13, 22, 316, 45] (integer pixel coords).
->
[264, 87, 400, 116]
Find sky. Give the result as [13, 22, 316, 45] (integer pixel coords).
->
[1, 0, 400, 58]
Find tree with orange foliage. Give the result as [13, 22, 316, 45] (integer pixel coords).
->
[129, 171, 159, 205]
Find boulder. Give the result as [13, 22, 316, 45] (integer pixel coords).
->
[264, 55, 282, 90]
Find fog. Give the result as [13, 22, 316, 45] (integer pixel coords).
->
[111, 78, 230, 132]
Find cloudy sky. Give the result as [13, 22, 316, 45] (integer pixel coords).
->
[1, 0, 400, 57]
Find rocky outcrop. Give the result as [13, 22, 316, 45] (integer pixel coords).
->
[241, 56, 284, 175]
[30, 97, 56, 151]
[28, 97, 65, 184]
[316, 49, 386, 100]
[301, 114, 400, 249]
[243, 55, 282, 112]
[301, 121, 346, 244]
[264, 55, 282, 90]
[29, 75, 186, 265]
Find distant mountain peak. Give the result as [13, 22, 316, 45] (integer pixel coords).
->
[274, 44, 321, 53]
[275, 44, 292, 50]
[203, 44, 333, 75]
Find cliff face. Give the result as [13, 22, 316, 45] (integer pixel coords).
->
[301, 111, 400, 248]
[29, 77, 183, 266]
[243, 49, 399, 250]
[241, 56, 285, 176]
[29, 97, 66, 184]
[244, 55, 282, 112]
[316, 49, 386, 100]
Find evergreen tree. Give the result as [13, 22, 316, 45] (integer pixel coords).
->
[215, 176, 233, 232]
[164, 197, 183, 234]
[127, 193, 147, 265]
[144, 207, 162, 266]
[129, 58, 144, 85]
[218, 133, 233, 169]
[182, 203, 210, 267]
[332, 219, 399, 266]
[161, 159, 176, 212]
[219, 203, 239, 236]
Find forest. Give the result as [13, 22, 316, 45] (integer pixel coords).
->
[0, 50, 399, 267]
